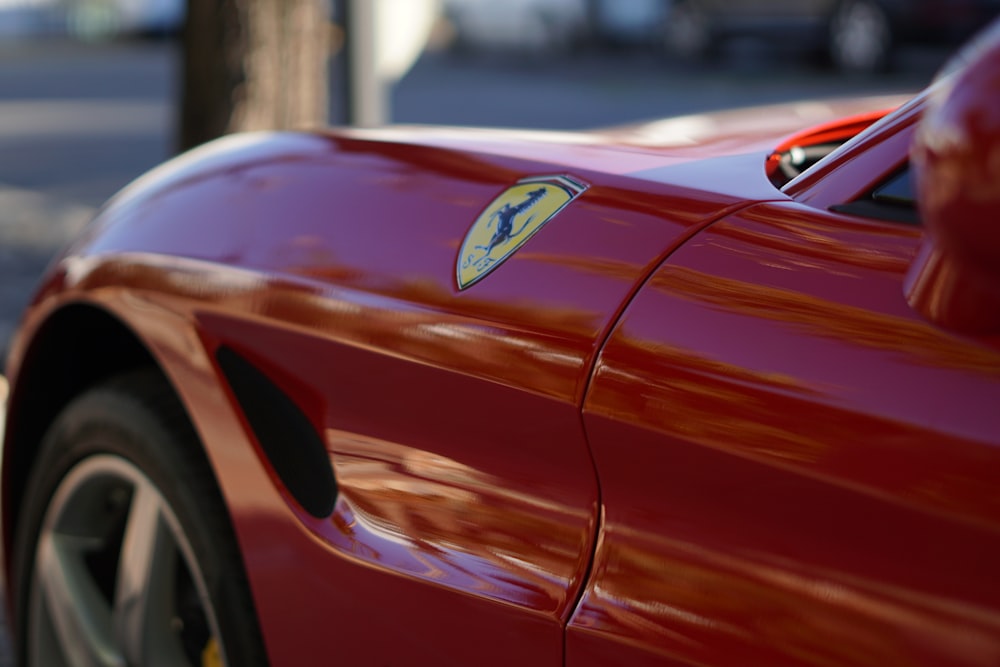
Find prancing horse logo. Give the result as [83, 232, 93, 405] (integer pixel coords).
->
[457, 175, 588, 289]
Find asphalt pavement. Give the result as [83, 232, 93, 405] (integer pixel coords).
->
[0, 34, 951, 663]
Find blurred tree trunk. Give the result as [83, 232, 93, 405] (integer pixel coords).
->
[178, 0, 329, 152]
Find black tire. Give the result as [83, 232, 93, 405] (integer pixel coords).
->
[828, 0, 893, 73]
[11, 370, 268, 667]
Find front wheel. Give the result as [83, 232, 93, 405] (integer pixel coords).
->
[12, 371, 268, 667]
[828, 0, 893, 73]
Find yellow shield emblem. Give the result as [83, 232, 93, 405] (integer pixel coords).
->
[457, 175, 588, 289]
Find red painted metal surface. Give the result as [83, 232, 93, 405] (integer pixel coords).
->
[572, 202, 1000, 666]
[4, 115, 801, 664]
[907, 29, 1000, 334]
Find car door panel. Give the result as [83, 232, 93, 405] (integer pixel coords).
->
[569, 202, 1000, 666]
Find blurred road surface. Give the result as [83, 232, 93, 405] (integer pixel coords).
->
[0, 37, 947, 205]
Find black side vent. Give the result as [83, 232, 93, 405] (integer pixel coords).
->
[216, 345, 337, 518]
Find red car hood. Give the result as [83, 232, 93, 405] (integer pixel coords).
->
[345, 94, 910, 178]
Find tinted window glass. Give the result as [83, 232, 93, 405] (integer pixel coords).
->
[872, 168, 914, 206]
[831, 165, 919, 225]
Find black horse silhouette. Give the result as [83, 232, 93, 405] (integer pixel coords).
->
[463, 187, 548, 272]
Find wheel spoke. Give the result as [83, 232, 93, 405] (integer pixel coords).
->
[28, 448, 229, 667]
[113, 480, 186, 666]
[34, 533, 124, 667]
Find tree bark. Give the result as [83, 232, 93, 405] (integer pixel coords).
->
[178, 0, 329, 152]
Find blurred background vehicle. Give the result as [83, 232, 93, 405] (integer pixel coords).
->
[441, 0, 672, 52]
[588, 0, 666, 45]
[64, 0, 183, 38]
[9, 0, 994, 70]
[662, 0, 1000, 72]
[0, 0, 183, 39]
[443, 0, 589, 53]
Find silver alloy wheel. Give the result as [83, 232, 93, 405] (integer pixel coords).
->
[830, 0, 891, 72]
[28, 454, 225, 667]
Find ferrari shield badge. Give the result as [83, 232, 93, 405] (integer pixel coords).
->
[457, 175, 588, 289]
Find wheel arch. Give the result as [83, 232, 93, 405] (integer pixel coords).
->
[5, 302, 271, 666]
[3, 303, 194, 589]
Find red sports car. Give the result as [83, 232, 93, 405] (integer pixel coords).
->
[3, 21, 1000, 667]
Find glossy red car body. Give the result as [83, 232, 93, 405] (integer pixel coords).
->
[4, 26, 1000, 667]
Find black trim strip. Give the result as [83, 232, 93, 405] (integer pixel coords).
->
[830, 200, 921, 226]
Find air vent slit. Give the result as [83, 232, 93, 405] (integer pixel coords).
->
[216, 345, 337, 518]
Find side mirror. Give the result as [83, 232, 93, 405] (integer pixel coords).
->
[906, 26, 1000, 335]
